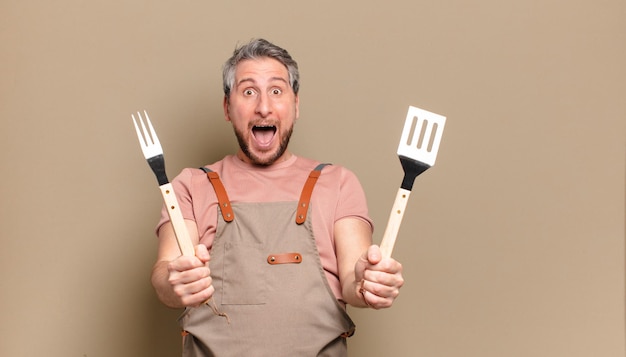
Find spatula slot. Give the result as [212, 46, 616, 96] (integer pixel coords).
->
[417, 119, 428, 149]
[426, 122, 440, 152]
[406, 116, 418, 147]
[408, 116, 440, 152]
[415, 118, 428, 149]
[406, 116, 429, 150]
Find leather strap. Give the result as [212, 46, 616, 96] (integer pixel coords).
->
[200, 167, 234, 222]
[295, 164, 330, 225]
[201, 164, 329, 224]
[267, 252, 302, 265]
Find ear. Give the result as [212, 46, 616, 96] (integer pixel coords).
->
[223, 96, 231, 122]
[294, 95, 300, 120]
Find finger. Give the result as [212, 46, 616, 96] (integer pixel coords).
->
[362, 268, 404, 287]
[169, 265, 211, 285]
[168, 255, 205, 272]
[181, 283, 215, 307]
[361, 279, 401, 300]
[173, 274, 213, 296]
[357, 246, 403, 292]
[366, 257, 403, 275]
[360, 287, 393, 309]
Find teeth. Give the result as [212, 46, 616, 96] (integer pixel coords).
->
[253, 125, 277, 132]
[252, 125, 276, 145]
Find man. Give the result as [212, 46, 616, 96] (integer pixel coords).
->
[151, 38, 404, 356]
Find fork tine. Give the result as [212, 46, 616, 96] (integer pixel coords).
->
[142, 110, 161, 149]
[137, 111, 152, 146]
[132, 110, 164, 159]
[132, 113, 147, 148]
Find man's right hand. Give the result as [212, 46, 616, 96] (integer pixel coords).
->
[166, 244, 215, 307]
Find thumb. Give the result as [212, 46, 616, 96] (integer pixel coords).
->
[355, 245, 382, 281]
[367, 244, 382, 265]
[195, 244, 210, 264]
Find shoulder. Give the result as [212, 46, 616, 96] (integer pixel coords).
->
[291, 156, 351, 174]
[295, 157, 364, 192]
[200, 155, 230, 174]
[319, 162, 361, 185]
[172, 156, 230, 192]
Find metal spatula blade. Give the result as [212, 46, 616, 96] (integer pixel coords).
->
[380, 106, 446, 258]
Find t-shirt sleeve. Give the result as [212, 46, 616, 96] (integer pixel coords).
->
[335, 167, 374, 232]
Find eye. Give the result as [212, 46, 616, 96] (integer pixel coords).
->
[270, 88, 282, 96]
[243, 89, 256, 96]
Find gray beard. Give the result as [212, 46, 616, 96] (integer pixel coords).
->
[234, 126, 293, 166]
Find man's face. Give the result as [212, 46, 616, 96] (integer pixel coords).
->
[224, 57, 299, 166]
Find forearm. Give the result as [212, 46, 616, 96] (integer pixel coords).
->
[334, 217, 373, 308]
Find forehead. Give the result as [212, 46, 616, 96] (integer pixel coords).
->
[234, 57, 289, 84]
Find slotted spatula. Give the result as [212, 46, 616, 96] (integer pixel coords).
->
[379, 106, 446, 258]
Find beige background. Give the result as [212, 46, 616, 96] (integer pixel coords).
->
[1, 1, 624, 356]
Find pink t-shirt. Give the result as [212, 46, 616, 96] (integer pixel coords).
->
[156, 154, 373, 300]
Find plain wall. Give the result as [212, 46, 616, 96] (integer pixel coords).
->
[1, 1, 624, 356]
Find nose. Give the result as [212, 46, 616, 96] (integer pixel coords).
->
[255, 92, 272, 117]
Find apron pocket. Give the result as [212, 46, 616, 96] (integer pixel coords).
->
[221, 241, 267, 305]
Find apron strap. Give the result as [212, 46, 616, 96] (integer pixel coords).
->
[296, 163, 331, 225]
[199, 167, 234, 222]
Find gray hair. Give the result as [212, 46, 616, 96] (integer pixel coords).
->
[222, 38, 300, 98]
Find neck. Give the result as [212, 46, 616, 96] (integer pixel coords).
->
[235, 150, 293, 166]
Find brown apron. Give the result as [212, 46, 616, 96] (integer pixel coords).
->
[179, 165, 355, 356]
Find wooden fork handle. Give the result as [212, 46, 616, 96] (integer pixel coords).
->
[380, 188, 411, 258]
[160, 184, 216, 308]
[159, 183, 195, 257]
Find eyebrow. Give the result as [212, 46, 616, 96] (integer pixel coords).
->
[236, 76, 289, 87]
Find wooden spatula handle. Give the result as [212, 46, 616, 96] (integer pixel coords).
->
[380, 188, 411, 258]
[159, 183, 195, 257]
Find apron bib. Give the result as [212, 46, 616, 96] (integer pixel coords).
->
[179, 166, 355, 357]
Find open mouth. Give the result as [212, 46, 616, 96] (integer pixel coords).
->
[252, 125, 277, 146]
